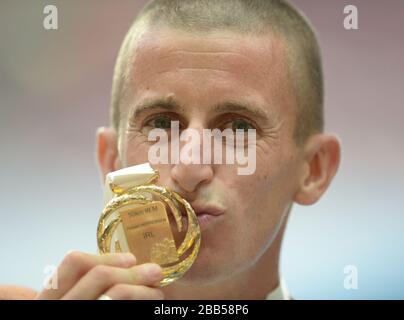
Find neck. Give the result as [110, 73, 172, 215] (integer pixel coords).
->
[162, 219, 286, 300]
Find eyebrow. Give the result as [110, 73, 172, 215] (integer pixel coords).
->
[212, 101, 269, 121]
[131, 98, 184, 119]
[131, 97, 270, 122]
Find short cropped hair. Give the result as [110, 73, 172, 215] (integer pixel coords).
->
[111, 0, 324, 144]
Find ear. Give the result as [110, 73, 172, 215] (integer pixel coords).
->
[294, 134, 341, 205]
[95, 127, 122, 183]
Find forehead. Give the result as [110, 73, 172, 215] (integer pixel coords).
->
[126, 27, 295, 118]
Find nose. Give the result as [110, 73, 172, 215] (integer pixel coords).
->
[171, 163, 214, 194]
[170, 124, 214, 193]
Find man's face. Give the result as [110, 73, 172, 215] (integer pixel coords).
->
[116, 28, 302, 284]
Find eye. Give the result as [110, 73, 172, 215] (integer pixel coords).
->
[146, 115, 173, 129]
[223, 119, 255, 132]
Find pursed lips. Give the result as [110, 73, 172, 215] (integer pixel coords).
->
[180, 203, 225, 230]
[190, 203, 225, 217]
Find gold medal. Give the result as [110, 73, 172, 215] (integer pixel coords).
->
[97, 163, 201, 286]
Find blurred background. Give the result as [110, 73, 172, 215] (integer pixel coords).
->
[0, 0, 403, 299]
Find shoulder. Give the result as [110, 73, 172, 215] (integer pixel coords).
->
[0, 286, 38, 300]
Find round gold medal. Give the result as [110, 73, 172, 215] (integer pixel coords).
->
[97, 164, 201, 286]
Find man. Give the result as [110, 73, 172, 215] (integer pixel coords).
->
[1, 0, 340, 300]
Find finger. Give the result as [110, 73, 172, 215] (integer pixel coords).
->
[61, 263, 164, 300]
[102, 284, 164, 300]
[36, 251, 136, 300]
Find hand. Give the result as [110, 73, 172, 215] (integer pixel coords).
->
[35, 251, 165, 300]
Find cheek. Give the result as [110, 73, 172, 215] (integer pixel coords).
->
[223, 161, 274, 214]
[219, 170, 275, 252]
[222, 155, 294, 239]
[122, 134, 151, 166]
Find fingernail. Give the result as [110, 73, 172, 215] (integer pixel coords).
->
[120, 253, 136, 266]
[147, 263, 163, 280]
